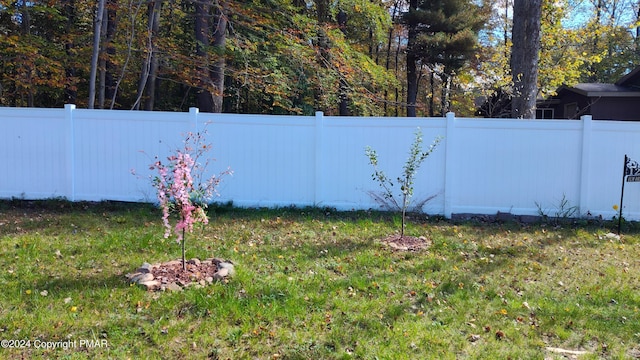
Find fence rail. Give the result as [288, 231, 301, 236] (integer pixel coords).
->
[2, 105, 640, 220]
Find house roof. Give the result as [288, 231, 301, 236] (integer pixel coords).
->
[558, 82, 640, 98]
[552, 65, 640, 98]
[616, 66, 640, 87]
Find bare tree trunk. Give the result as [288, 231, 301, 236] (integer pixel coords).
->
[144, 4, 161, 111]
[98, 3, 117, 109]
[104, 1, 117, 108]
[337, 9, 350, 116]
[89, 0, 106, 109]
[195, 0, 213, 112]
[636, 1, 640, 55]
[134, 0, 162, 110]
[510, 0, 541, 119]
[383, 0, 399, 116]
[441, 72, 451, 116]
[406, 0, 418, 117]
[210, 0, 227, 113]
[63, 0, 77, 104]
[395, 33, 401, 117]
[98, 7, 107, 108]
[19, 0, 34, 106]
[428, 70, 435, 117]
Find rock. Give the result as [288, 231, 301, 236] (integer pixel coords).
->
[218, 262, 235, 276]
[127, 257, 235, 292]
[125, 272, 141, 280]
[140, 280, 161, 291]
[545, 347, 590, 356]
[212, 258, 230, 266]
[130, 272, 154, 284]
[137, 262, 153, 273]
[604, 232, 621, 241]
[213, 268, 229, 281]
[164, 282, 183, 292]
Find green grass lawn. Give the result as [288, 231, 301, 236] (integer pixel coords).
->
[0, 199, 639, 359]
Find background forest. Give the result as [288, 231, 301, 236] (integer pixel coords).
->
[0, 0, 638, 117]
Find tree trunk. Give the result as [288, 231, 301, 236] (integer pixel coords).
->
[134, 0, 162, 110]
[636, 1, 640, 56]
[89, 0, 106, 109]
[63, 0, 77, 104]
[103, 0, 117, 108]
[210, 0, 227, 113]
[98, 7, 107, 108]
[337, 10, 350, 116]
[441, 72, 451, 116]
[195, 0, 213, 112]
[395, 33, 401, 117]
[429, 70, 435, 117]
[383, 0, 399, 116]
[406, 0, 419, 117]
[19, 0, 34, 106]
[510, 0, 541, 119]
[98, 2, 117, 109]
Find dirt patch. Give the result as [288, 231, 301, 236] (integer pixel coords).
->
[381, 234, 431, 251]
[151, 259, 220, 286]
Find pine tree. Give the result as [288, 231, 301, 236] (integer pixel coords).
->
[405, 0, 488, 116]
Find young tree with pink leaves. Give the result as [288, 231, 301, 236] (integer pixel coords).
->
[150, 131, 232, 271]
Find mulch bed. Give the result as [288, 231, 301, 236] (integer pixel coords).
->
[381, 234, 431, 251]
[151, 259, 220, 286]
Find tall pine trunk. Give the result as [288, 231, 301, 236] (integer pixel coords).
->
[510, 0, 541, 119]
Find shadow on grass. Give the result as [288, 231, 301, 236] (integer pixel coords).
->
[33, 272, 130, 294]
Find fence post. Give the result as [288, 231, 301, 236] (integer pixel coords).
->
[443, 112, 456, 218]
[314, 111, 324, 206]
[64, 104, 76, 201]
[189, 107, 199, 133]
[579, 115, 593, 216]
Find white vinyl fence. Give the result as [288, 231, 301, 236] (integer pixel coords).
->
[2, 105, 640, 220]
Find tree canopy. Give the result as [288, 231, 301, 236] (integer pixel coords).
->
[0, 0, 638, 116]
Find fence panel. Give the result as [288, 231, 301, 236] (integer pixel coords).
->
[319, 116, 447, 212]
[202, 113, 316, 208]
[448, 118, 584, 216]
[1, 106, 640, 220]
[587, 120, 640, 220]
[1, 107, 70, 199]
